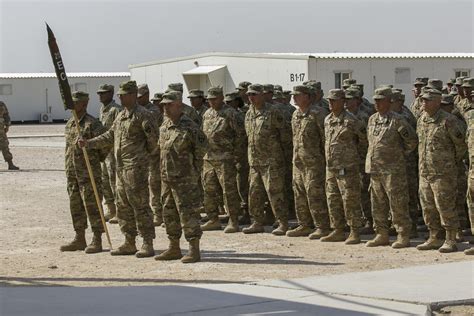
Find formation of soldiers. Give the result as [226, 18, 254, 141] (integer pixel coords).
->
[58, 75, 474, 263]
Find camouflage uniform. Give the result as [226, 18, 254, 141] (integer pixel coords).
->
[159, 114, 206, 241]
[465, 110, 474, 246]
[65, 113, 106, 234]
[325, 110, 367, 230]
[0, 101, 13, 162]
[88, 104, 157, 240]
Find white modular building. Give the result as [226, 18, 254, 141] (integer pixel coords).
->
[129, 52, 474, 106]
[0, 72, 130, 122]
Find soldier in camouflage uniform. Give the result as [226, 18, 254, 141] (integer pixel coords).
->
[410, 77, 429, 119]
[167, 83, 202, 126]
[79, 81, 158, 258]
[457, 78, 474, 118]
[304, 80, 330, 117]
[188, 89, 209, 121]
[0, 101, 19, 170]
[154, 91, 206, 263]
[200, 87, 246, 233]
[237, 81, 252, 113]
[286, 85, 331, 239]
[416, 89, 466, 253]
[464, 100, 474, 255]
[61, 91, 107, 253]
[453, 77, 466, 108]
[366, 87, 418, 248]
[96, 84, 121, 224]
[320, 89, 367, 244]
[242, 84, 292, 235]
[350, 83, 375, 116]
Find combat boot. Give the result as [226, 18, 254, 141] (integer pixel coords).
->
[85, 232, 102, 254]
[320, 228, 346, 242]
[391, 232, 410, 249]
[416, 230, 444, 250]
[344, 228, 361, 245]
[365, 231, 390, 247]
[438, 230, 458, 253]
[7, 160, 19, 170]
[60, 230, 86, 252]
[200, 218, 222, 231]
[464, 247, 474, 255]
[181, 239, 201, 263]
[104, 203, 116, 222]
[136, 238, 154, 258]
[242, 222, 265, 234]
[153, 214, 163, 227]
[110, 236, 137, 256]
[309, 227, 331, 240]
[155, 239, 183, 261]
[272, 221, 288, 236]
[223, 217, 239, 233]
[286, 225, 313, 237]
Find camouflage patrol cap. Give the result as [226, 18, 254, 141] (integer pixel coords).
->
[237, 81, 252, 90]
[188, 89, 204, 98]
[447, 78, 455, 85]
[263, 84, 274, 93]
[160, 91, 182, 104]
[274, 84, 283, 92]
[421, 88, 442, 100]
[372, 87, 393, 100]
[96, 84, 114, 94]
[449, 89, 458, 96]
[137, 84, 150, 97]
[117, 80, 138, 95]
[350, 83, 364, 93]
[272, 91, 284, 100]
[414, 77, 428, 86]
[72, 91, 89, 102]
[427, 79, 443, 91]
[168, 82, 183, 92]
[224, 91, 239, 102]
[441, 94, 454, 104]
[391, 90, 404, 102]
[345, 88, 361, 99]
[380, 84, 394, 89]
[291, 85, 312, 95]
[327, 89, 346, 100]
[342, 78, 357, 88]
[206, 86, 223, 99]
[455, 77, 466, 86]
[303, 80, 321, 93]
[151, 92, 163, 102]
[246, 84, 264, 95]
[462, 77, 474, 88]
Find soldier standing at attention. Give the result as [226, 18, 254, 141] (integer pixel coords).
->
[416, 89, 466, 253]
[154, 91, 206, 263]
[286, 85, 331, 239]
[410, 77, 429, 119]
[366, 87, 418, 248]
[0, 101, 19, 170]
[96, 84, 121, 224]
[79, 81, 158, 258]
[236, 81, 252, 112]
[320, 89, 367, 244]
[464, 101, 474, 255]
[242, 84, 292, 235]
[61, 91, 106, 253]
[188, 89, 209, 121]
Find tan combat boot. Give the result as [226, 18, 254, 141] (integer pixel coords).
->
[438, 230, 458, 253]
[391, 232, 410, 249]
[242, 222, 265, 234]
[308, 227, 331, 240]
[271, 221, 288, 236]
[60, 230, 87, 252]
[416, 230, 444, 250]
[85, 232, 103, 254]
[7, 159, 19, 170]
[365, 231, 390, 247]
[286, 225, 313, 237]
[110, 235, 137, 256]
[181, 239, 201, 263]
[464, 247, 474, 255]
[155, 239, 182, 260]
[320, 228, 346, 242]
[344, 228, 361, 245]
[223, 217, 239, 233]
[104, 203, 116, 222]
[153, 213, 163, 227]
[200, 218, 222, 231]
[136, 238, 155, 258]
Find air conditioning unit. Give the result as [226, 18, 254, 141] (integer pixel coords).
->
[39, 112, 53, 123]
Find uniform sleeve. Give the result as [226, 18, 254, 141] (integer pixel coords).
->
[192, 126, 207, 174]
[274, 109, 293, 164]
[91, 120, 110, 161]
[315, 111, 326, 156]
[446, 118, 467, 162]
[142, 112, 159, 155]
[354, 119, 368, 161]
[88, 120, 115, 149]
[397, 118, 418, 155]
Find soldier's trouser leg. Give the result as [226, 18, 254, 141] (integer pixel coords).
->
[248, 166, 268, 224]
[261, 164, 288, 222]
[208, 160, 240, 219]
[419, 175, 460, 232]
[116, 168, 155, 239]
[67, 176, 88, 232]
[202, 160, 223, 221]
[293, 165, 313, 227]
[467, 174, 474, 233]
[149, 157, 162, 218]
[236, 161, 249, 211]
[0, 132, 13, 162]
[162, 179, 203, 242]
[285, 164, 295, 216]
[78, 176, 104, 233]
[370, 173, 411, 233]
[456, 163, 468, 228]
[101, 160, 114, 205]
[326, 168, 363, 230]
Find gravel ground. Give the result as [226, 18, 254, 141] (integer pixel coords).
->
[0, 124, 472, 288]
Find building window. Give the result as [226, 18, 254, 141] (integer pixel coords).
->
[334, 71, 352, 89]
[0, 84, 12, 95]
[455, 69, 470, 78]
[395, 68, 411, 84]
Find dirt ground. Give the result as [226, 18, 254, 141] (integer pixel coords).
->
[1, 124, 472, 288]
